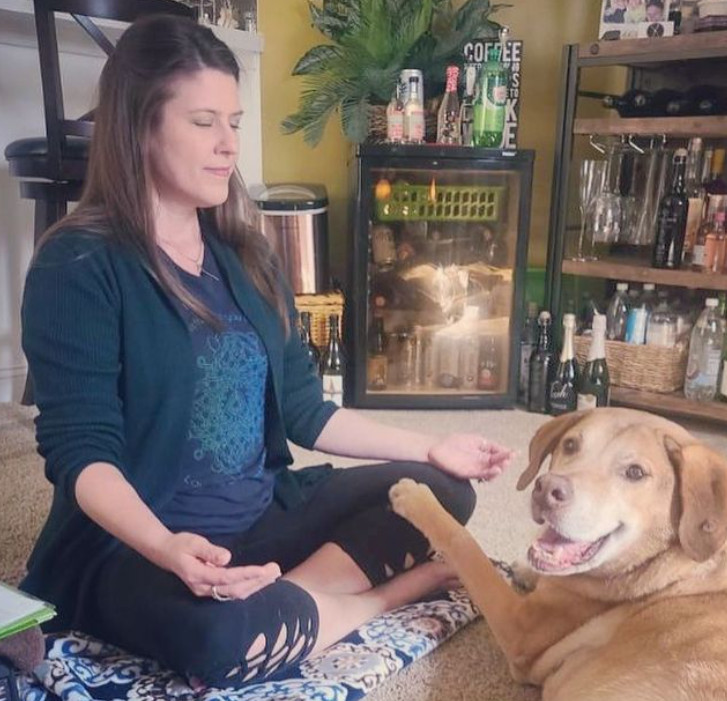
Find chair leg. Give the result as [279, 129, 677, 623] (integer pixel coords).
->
[33, 197, 67, 245]
[21, 374, 35, 407]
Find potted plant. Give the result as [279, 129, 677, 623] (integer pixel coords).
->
[282, 0, 505, 146]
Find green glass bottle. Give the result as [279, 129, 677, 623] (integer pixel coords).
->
[472, 28, 509, 148]
[577, 314, 611, 409]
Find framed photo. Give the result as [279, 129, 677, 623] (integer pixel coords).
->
[598, 0, 674, 40]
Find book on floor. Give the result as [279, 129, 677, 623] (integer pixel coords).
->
[0, 582, 55, 641]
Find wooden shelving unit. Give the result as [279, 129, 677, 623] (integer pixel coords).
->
[574, 116, 727, 138]
[611, 387, 727, 425]
[562, 258, 727, 291]
[547, 35, 727, 427]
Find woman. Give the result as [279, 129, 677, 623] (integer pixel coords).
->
[21, 14, 513, 690]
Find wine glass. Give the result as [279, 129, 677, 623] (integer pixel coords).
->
[592, 142, 624, 251]
[573, 159, 607, 261]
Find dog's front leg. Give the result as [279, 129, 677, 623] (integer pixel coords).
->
[390, 478, 533, 672]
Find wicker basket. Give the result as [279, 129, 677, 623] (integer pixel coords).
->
[368, 99, 439, 143]
[574, 336, 688, 394]
[295, 292, 345, 349]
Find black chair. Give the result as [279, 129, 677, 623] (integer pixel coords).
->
[6, 0, 195, 404]
[5, 0, 195, 244]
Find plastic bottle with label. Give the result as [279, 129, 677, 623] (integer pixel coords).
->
[684, 298, 725, 402]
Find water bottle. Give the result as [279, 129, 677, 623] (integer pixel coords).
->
[606, 282, 630, 341]
[684, 298, 726, 402]
[625, 283, 657, 345]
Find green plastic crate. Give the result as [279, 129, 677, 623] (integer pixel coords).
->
[375, 184, 504, 222]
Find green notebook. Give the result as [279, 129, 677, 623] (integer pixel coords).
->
[0, 582, 55, 641]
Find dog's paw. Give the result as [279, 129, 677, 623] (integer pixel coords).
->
[389, 478, 441, 531]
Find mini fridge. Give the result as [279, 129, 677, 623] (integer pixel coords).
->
[347, 143, 534, 409]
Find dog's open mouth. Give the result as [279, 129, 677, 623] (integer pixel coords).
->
[528, 526, 616, 573]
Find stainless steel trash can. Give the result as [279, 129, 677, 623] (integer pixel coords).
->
[253, 183, 330, 294]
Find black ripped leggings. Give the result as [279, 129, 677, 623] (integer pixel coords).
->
[88, 461, 476, 689]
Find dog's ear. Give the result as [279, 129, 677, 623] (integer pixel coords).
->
[667, 438, 727, 562]
[517, 411, 592, 491]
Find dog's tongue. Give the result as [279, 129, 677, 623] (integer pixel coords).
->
[529, 527, 595, 571]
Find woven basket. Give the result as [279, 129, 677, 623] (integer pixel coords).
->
[295, 292, 345, 349]
[368, 99, 440, 143]
[574, 336, 688, 394]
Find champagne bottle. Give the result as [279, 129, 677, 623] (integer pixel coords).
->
[321, 314, 345, 406]
[437, 65, 461, 145]
[548, 314, 579, 416]
[300, 311, 321, 375]
[528, 311, 555, 414]
[518, 301, 539, 405]
[577, 314, 610, 409]
[367, 315, 388, 391]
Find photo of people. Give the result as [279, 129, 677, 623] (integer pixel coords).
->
[600, 0, 671, 39]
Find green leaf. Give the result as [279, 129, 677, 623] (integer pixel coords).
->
[292, 45, 343, 75]
[308, 1, 349, 40]
[341, 97, 371, 143]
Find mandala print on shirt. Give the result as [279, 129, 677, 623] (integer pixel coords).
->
[190, 331, 268, 476]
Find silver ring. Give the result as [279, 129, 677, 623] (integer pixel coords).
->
[211, 585, 232, 602]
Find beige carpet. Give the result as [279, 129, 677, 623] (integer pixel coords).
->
[2, 402, 727, 701]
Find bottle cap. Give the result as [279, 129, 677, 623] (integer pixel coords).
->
[643, 283, 656, 291]
[539, 311, 551, 322]
[592, 314, 606, 331]
[688, 137, 703, 151]
[616, 282, 628, 291]
[706, 298, 719, 308]
[674, 148, 688, 159]
[563, 313, 576, 327]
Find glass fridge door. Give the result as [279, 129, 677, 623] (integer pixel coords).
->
[351, 147, 533, 409]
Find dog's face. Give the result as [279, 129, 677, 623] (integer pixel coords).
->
[517, 409, 727, 577]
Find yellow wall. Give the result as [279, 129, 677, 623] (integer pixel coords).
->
[259, 0, 603, 277]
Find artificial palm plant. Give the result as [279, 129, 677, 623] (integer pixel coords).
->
[282, 0, 504, 146]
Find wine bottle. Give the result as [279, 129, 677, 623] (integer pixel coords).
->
[386, 83, 405, 143]
[685, 85, 727, 117]
[548, 314, 580, 416]
[367, 315, 388, 391]
[518, 301, 539, 405]
[653, 149, 689, 269]
[528, 311, 555, 414]
[437, 65, 461, 145]
[600, 89, 653, 117]
[577, 314, 610, 409]
[300, 311, 321, 375]
[321, 314, 345, 406]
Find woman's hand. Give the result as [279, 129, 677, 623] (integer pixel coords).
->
[427, 433, 515, 481]
[152, 532, 281, 600]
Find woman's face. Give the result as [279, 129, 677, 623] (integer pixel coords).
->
[646, 3, 663, 19]
[149, 68, 241, 212]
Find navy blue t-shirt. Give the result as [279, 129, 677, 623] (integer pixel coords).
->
[158, 245, 274, 536]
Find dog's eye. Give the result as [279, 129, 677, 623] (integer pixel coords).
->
[562, 437, 579, 455]
[625, 464, 647, 481]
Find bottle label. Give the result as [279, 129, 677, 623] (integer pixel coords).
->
[387, 112, 404, 142]
[322, 374, 344, 406]
[549, 383, 577, 414]
[625, 308, 648, 345]
[577, 393, 597, 410]
[684, 198, 703, 253]
[519, 342, 533, 394]
[405, 108, 425, 142]
[692, 243, 706, 267]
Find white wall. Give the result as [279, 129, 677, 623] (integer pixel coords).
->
[0, 2, 263, 401]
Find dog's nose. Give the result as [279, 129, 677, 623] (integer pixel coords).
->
[533, 474, 574, 511]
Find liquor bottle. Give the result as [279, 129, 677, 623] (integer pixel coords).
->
[653, 149, 689, 269]
[528, 311, 555, 414]
[367, 315, 388, 391]
[606, 282, 630, 341]
[705, 148, 727, 196]
[459, 65, 476, 147]
[683, 137, 704, 264]
[518, 301, 539, 405]
[692, 195, 724, 271]
[684, 298, 725, 402]
[403, 76, 425, 144]
[548, 314, 580, 416]
[321, 314, 345, 406]
[437, 65, 461, 145]
[386, 83, 405, 143]
[472, 27, 509, 148]
[704, 211, 727, 274]
[477, 334, 500, 391]
[299, 311, 321, 375]
[577, 314, 610, 409]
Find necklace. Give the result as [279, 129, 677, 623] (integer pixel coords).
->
[158, 236, 219, 281]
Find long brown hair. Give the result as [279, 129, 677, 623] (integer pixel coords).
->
[38, 14, 288, 332]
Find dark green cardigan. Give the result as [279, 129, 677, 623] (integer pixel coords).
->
[20, 227, 338, 631]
